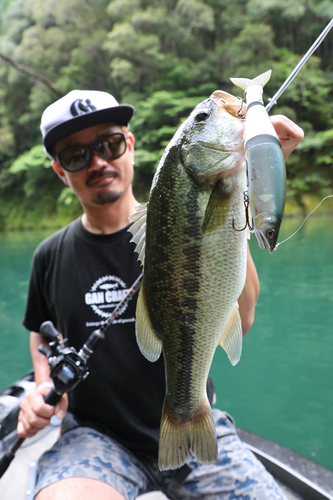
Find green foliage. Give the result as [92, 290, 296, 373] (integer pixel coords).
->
[0, 145, 82, 230]
[0, 0, 332, 229]
[222, 23, 275, 74]
[8, 145, 52, 196]
[9, 144, 49, 173]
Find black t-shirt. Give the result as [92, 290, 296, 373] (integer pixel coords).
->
[23, 217, 166, 458]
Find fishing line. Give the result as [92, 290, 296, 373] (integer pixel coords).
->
[275, 195, 333, 249]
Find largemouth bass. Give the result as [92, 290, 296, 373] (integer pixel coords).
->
[129, 91, 248, 471]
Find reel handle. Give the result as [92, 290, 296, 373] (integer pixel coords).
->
[40, 320, 60, 342]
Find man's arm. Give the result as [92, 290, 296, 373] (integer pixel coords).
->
[17, 331, 68, 438]
[239, 244, 259, 336]
[238, 115, 304, 335]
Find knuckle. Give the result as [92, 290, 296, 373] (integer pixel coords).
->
[29, 415, 39, 427]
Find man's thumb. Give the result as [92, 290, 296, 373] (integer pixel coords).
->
[54, 395, 68, 420]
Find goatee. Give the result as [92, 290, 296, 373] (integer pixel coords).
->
[91, 191, 122, 205]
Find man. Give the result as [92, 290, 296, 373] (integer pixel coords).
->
[18, 89, 304, 500]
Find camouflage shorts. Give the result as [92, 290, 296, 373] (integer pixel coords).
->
[35, 409, 287, 500]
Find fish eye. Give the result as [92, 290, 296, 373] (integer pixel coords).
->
[195, 110, 210, 122]
[266, 229, 276, 239]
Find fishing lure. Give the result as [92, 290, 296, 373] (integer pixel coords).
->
[231, 70, 286, 253]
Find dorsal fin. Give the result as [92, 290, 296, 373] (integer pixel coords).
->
[128, 203, 147, 268]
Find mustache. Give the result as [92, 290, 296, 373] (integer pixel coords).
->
[86, 169, 119, 187]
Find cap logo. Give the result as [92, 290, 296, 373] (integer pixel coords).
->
[70, 98, 97, 117]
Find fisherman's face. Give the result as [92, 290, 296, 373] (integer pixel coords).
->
[52, 122, 135, 207]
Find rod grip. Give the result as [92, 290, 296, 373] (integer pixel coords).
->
[44, 389, 62, 406]
[0, 449, 15, 478]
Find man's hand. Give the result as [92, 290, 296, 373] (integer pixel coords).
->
[17, 386, 68, 438]
[271, 114, 304, 160]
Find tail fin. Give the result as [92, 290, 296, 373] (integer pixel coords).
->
[158, 399, 217, 471]
[230, 69, 272, 91]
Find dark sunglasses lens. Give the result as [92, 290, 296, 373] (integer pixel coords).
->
[58, 133, 127, 171]
[59, 146, 91, 172]
[97, 134, 126, 160]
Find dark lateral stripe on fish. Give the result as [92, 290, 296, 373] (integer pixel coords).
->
[171, 183, 202, 418]
[169, 179, 235, 418]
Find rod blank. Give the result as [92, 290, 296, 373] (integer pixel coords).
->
[266, 19, 333, 113]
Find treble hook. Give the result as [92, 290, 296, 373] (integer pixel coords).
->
[233, 191, 254, 232]
[236, 94, 246, 120]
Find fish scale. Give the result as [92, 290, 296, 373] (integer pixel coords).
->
[129, 91, 248, 471]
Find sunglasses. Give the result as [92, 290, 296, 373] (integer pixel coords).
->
[56, 133, 127, 172]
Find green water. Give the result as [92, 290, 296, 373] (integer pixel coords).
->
[0, 219, 332, 470]
[0, 230, 53, 385]
[211, 216, 333, 471]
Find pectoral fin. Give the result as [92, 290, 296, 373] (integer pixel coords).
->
[218, 303, 242, 366]
[135, 283, 162, 362]
[202, 180, 232, 234]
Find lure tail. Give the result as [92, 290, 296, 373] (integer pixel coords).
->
[230, 70, 272, 91]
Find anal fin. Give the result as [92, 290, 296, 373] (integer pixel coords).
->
[218, 303, 243, 366]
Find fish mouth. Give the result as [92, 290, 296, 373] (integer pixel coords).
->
[211, 90, 246, 118]
[198, 142, 243, 154]
[199, 143, 232, 154]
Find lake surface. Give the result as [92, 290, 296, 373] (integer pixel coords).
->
[0, 217, 332, 471]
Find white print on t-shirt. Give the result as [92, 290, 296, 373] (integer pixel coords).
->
[86, 318, 136, 328]
[85, 274, 136, 321]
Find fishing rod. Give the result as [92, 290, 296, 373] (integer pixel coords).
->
[0, 272, 143, 479]
[266, 18, 333, 113]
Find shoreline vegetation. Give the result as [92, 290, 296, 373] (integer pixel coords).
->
[0, 193, 332, 233]
[284, 194, 333, 217]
